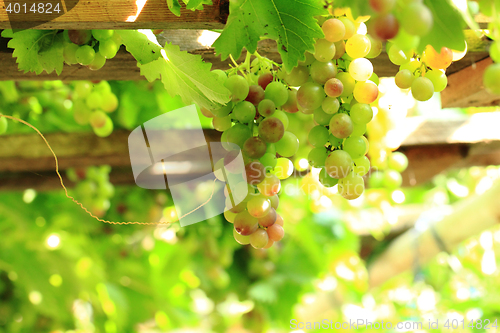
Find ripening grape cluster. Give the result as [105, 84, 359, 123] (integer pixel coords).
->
[71, 81, 118, 137]
[67, 165, 115, 217]
[63, 30, 121, 70]
[202, 68, 299, 249]
[281, 15, 379, 200]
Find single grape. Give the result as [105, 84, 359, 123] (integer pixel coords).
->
[225, 75, 249, 102]
[282, 89, 299, 114]
[388, 43, 412, 65]
[383, 169, 403, 189]
[308, 147, 328, 168]
[322, 97, 340, 114]
[369, 0, 396, 13]
[329, 113, 353, 139]
[336, 72, 356, 97]
[372, 13, 399, 40]
[285, 66, 309, 86]
[349, 58, 374, 81]
[353, 80, 379, 104]
[93, 116, 114, 137]
[322, 18, 346, 42]
[411, 76, 434, 101]
[234, 211, 259, 236]
[395, 69, 415, 89]
[258, 73, 274, 90]
[308, 125, 330, 147]
[267, 223, 284, 242]
[68, 30, 92, 45]
[259, 153, 278, 170]
[314, 38, 336, 62]
[211, 104, 232, 117]
[258, 117, 285, 143]
[250, 229, 269, 249]
[88, 52, 106, 70]
[225, 123, 252, 148]
[265, 81, 288, 107]
[369, 72, 380, 85]
[85, 91, 103, 109]
[353, 156, 370, 176]
[243, 137, 267, 159]
[392, 28, 420, 52]
[368, 171, 385, 188]
[325, 150, 353, 179]
[213, 69, 227, 83]
[245, 85, 265, 106]
[275, 131, 299, 157]
[338, 171, 364, 200]
[101, 92, 119, 113]
[75, 45, 95, 65]
[324, 78, 344, 98]
[350, 103, 373, 124]
[75, 81, 92, 98]
[72, 100, 92, 125]
[224, 210, 237, 223]
[297, 82, 326, 110]
[99, 39, 119, 59]
[233, 101, 256, 123]
[275, 214, 284, 226]
[313, 107, 333, 126]
[400, 2, 433, 36]
[92, 30, 114, 41]
[352, 122, 367, 136]
[425, 69, 448, 92]
[213, 116, 232, 132]
[333, 40, 346, 59]
[310, 61, 338, 84]
[366, 35, 382, 59]
[233, 228, 251, 245]
[257, 174, 281, 196]
[245, 161, 266, 185]
[298, 51, 316, 66]
[258, 208, 277, 227]
[272, 157, 293, 179]
[387, 151, 408, 172]
[345, 34, 371, 59]
[318, 167, 339, 187]
[343, 136, 367, 159]
[247, 196, 271, 218]
[258, 99, 276, 117]
[484, 63, 500, 95]
[63, 43, 79, 65]
[268, 195, 279, 209]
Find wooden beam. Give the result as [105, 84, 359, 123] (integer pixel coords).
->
[0, 0, 228, 30]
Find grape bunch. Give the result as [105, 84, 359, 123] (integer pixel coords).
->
[71, 80, 118, 137]
[63, 30, 121, 70]
[368, 151, 408, 190]
[67, 165, 115, 217]
[202, 66, 299, 249]
[282, 15, 378, 200]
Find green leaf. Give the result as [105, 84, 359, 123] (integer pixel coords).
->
[448, 0, 479, 30]
[38, 33, 65, 75]
[4, 30, 57, 74]
[213, 0, 326, 71]
[418, 0, 466, 53]
[116, 30, 162, 65]
[166, 0, 181, 16]
[138, 43, 230, 110]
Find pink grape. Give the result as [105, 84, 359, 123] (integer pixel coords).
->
[234, 211, 259, 236]
[243, 137, 267, 159]
[329, 113, 353, 139]
[324, 78, 344, 98]
[297, 82, 326, 111]
[258, 117, 285, 143]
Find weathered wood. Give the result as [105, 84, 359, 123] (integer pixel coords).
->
[0, 0, 228, 30]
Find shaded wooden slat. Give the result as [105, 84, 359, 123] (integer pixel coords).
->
[0, 0, 228, 30]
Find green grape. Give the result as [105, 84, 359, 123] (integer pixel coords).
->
[268, 194, 279, 209]
[94, 81, 111, 94]
[75, 81, 92, 98]
[411, 76, 434, 101]
[234, 211, 259, 235]
[338, 16, 356, 39]
[308, 125, 330, 147]
[319, 167, 339, 187]
[211, 104, 232, 117]
[258, 99, 276, 117]
[366, 35, 382, 58]
[213, 69, 227, 83]
[308, 147, 328, 168]
[63, 43, 79, 65]
[86, 91, 103, 109]
[336, 72, 356, 97]
[351, 122, 367, 136]
[267, 143, 276, 155]
[0, 116, 8, 135]
[395, 69, 415, 89]
[264, 81, 288, 107]
[213, 116, 232, 132]
[345, 34, 371, 59]
[333, 40, 346, 59]
[224, 210, 237, 223]
[92, 29, 114, 41]
[425, 70, 448, 92]
[285, 66, 309, 86]
[275, 131, 299, 157]
[247, 196, 271, 218]
[383, 169, 403, 189]
[226, 123, 252, 148]
[353, 80, 379, 104]
[329, 134, 343, 148]
[257, 174, 281, 196]
[310, 60, 337, 84]
[349, 58, 374, 81]
[233, 101, 256, 123]
[353, 156, 370, 176]
[258, 117, 284, 143]
[361, 135, 369, 155]
[343, 136, 367, 159]
[258, 208, 277, 227]
[259, 153, 278, 170]
[225, 75, 249, 102]
[272, 110, 289, 130]
[267, 223, 284, 242]
[99, 39, 119, 59]
[325, 150, 353, 178]
[368, 171, 384, 188]
[483, 63, 500, 95]
[297, 82, 326, 110]
[329, 113, 353, 139]
[243, 137, 267, 159]
[314, 38, 336, 62]
[93, 116, 113, 137]
[322, 97, 340, 114]
[250, 229, 269, 249]
[312, 107, 332, 126]
[387, 152, 408, 172]
[75, 45, 95, 65]
[400, 58, 421, 73]
[226, 196, 246, 213]
[233, 228, 251, 244]
[101, 92, 118, 113]
[88, 52, 106, 70]
[338, 171, 364, 200]
[350, 103, 373, 124]
[298, 51, 316, 66]
[73, 99, 92, 125]
[90, 110, 108, 128]
[388, 43, 412, 65]
[400, 2, 433, 36]
[322, 18, 346, 42]
[272, 157, 293, 179]
[324, 78, 344, 98]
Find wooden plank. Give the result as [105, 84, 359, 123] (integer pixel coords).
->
[0, 0, 228, 30]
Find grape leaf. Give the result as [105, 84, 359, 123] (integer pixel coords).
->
[166, 0, 181, 16]
[213, 0, 326, 72]
[418, 0, 466, 53]
[138, 43, 230, 110]
[38, 33, 65, 75]
[2, 29, 59, 74]
[116, 30, 162, 65]
[185, 0, 205, 10]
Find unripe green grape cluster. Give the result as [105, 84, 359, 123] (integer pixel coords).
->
[284, 15, 379, 200]
[66, 165, 115, 218]
[71, 80, 118, 137]
[203, 65, 300, 249]
[368, 151, 408, 190]
[63, 29, 121, 70]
